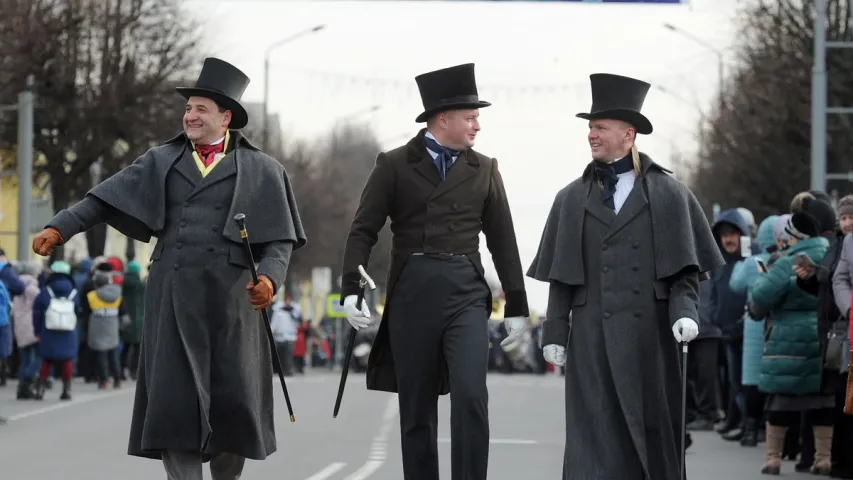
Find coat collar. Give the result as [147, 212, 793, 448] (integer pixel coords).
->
[581, 151, 671, 184]
[164, 130, 261, 151]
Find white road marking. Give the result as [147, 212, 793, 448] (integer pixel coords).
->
[343, 395, 398, 480]
[437, 438, 538, 445]
[304, 462, 347, 480]
[7, 387, 135, 421]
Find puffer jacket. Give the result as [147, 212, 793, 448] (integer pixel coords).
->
[12, 274, 41, 348]
[730, 215, 777, 386]
[750, 236, 829, 395]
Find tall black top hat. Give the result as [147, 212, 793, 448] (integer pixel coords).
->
[576, 73, 653, 135]
[176, 58, 250, 130]
[414, 63, 491, 123]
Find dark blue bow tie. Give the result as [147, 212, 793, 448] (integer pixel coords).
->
[595, 155, 633, 210]
[423, 135, 459, 180]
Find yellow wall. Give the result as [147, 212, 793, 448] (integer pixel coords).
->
[0, 176, 37, 262]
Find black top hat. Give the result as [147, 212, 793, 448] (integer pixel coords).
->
[414, 63, 491, 123]
[176, 58, 250, 130]
[576, 73, 653, 135]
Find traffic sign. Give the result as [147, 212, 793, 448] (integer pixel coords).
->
[326, 293, 347, 318]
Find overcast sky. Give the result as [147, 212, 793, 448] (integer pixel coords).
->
[182, 0, 741, 313]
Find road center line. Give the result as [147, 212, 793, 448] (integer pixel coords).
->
[304, 462, 347, 480]
[344, 395, 398, 480]
[7, 387, 135, 421]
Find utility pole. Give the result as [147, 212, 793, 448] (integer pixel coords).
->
[812, 0, 853, 190]
[17, 75, 34, 262]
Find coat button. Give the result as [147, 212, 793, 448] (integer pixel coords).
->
[180, 221, 187, 228]
[173, 264, 179, 270]
[602, 243, 608, 250]
[207, 246, 214, 252]
[448, 223, 456, 231]
[215, 203, 223, 210]
[632, 242, 640, 249]
[603, 266, 609, 273]
[632, 266, 639, 271]
[633, 287, 640, 295]
[604, 312, 612, 319]
[452, 202, 459, 210]
[211, 225, 218, 232]
[176, 243, 183, 249]
[634, 312, 641, 318]
[428, 202, 435, 209]
[183, 201, 190, 208]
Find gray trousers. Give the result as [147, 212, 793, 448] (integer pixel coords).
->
[162, 451, 246, 480]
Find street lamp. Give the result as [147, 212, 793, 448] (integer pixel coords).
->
[662, 23, 724, 109]
[262, 24, 326, 151]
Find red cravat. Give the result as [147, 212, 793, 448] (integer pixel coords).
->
[196, 143, 224, 167]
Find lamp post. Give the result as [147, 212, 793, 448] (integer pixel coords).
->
[262, 24, 326, 151]
[662, 23, 724, 110]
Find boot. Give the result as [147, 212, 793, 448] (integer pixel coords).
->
[16, 378, 36, 400]
[761, 423, 787, 475]
[32, 378, 46, 400]
[810, 425, 833, 475]
[741, 418, 759, 447]
[59, 379, 71, 401]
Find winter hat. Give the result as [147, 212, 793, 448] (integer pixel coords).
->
[789, 197, 837, 238]
[20, 260, 42, 277]
[50, 260, 71, 275]
[838, 195, 853, 216]
[106, 256, 124, 272]
[736, 207, 756, 236]
[127, 261, 141, 275]
[92, 271, 111, 288]
[774, 214, 791, 243]
[809, 189, 833, 205]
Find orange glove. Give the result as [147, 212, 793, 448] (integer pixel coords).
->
[246, 275, 274, 311]
[32, 227, 64, 257]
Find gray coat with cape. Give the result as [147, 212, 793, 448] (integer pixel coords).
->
[48, 131, 306, 461]
[527, 153, 723, 480]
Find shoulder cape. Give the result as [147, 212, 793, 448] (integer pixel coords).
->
[527, 153, 723, 285]
[86, 131, 307, 248]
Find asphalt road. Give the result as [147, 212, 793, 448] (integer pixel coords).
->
[0, 371, 817, 479]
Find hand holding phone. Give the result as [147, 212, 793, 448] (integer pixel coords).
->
[740, 236, 752, 258]
[755, 258, 767, 273]
[792, 252, 816, 268]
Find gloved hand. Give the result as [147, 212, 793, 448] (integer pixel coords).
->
[343, 294, 371, 330]
[671, 317, 699, 343]
[32, 227, 64, 257]
[499, 316, 528, 348]
[245, 275, 274, 310]
[543, 344, 566, 367]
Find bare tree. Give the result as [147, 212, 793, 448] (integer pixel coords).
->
[688, 0, 853, 219]
[0, 0, 200, 256]
[279, 123, 389, 291]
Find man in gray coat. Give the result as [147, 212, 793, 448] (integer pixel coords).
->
[527, 73, 723, 480]
[32, 58, 306, 480]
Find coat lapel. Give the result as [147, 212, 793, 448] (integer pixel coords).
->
[584, 180, 616, 226]
[604, 177, 649, 241]
[430, 150, 478, 201]
[173, 150, 202, 186]
[189, 151, 237, 198]
[409, 141, 442, 186]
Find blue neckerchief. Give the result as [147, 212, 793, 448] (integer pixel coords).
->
[423, 135, 459, 181]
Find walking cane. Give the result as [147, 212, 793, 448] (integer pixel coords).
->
[680, 341, 688, 480]
[333, 264, 376, 418]
[233, 213, 296, 423]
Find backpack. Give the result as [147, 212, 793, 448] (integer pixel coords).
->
[0, 281, 9, 327]
[45, 287, 77, 331]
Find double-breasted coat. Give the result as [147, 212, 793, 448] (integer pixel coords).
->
[528, 154, 723, 480]
[48, 131, 306, 461]
[341, 129, 529, 394]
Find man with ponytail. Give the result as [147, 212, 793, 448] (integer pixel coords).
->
[527, 73, 724, 479]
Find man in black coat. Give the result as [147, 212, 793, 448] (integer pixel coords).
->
[32, 58, 306, 480]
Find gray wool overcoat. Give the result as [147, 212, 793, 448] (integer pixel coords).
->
[48, 131, 306, 462]
[527, 153, 723, 480]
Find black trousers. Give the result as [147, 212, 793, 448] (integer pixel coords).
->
[689, 338, 720, 421]
[388, 254, 491, 480]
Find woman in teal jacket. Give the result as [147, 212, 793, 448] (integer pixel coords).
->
[749, 203, 833, 475]
[729, 214, 778, 446]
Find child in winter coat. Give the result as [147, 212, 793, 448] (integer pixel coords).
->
[12, 261, 43, 399]
[82, 270, 125, 389]
[32, 261, 80, 401]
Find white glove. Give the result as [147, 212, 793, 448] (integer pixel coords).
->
[672, 317, 699, 343]
[499, 316, 528, 348]
[542, 344, 566, 367]
[343, 295, 371, 330]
